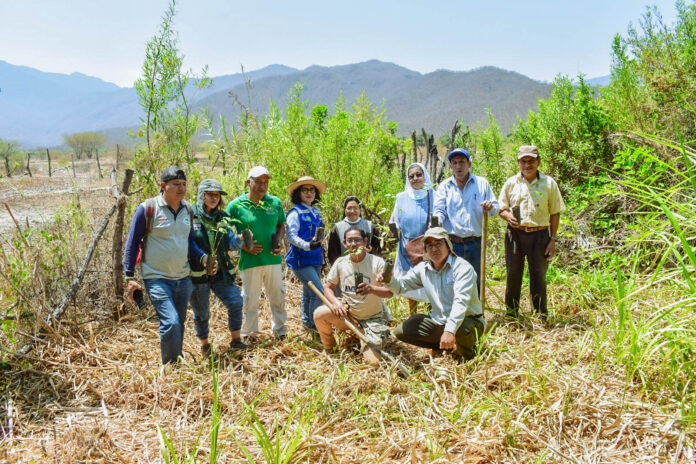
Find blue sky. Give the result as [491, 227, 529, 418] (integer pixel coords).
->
[0, 0, 682, 87]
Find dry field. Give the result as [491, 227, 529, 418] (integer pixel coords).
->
[0, 171, 693, 463]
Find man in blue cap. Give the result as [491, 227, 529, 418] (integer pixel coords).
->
[432, 148, 499, 289]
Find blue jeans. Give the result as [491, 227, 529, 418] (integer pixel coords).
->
[144, 277, 193, 364]
[292, 265, 323, 330]
[452, 240, 481, 291]
[189, 275, 243, 340]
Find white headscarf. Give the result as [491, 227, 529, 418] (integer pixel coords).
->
[404, 162, 433, 200]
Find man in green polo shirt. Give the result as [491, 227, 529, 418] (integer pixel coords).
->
[227, 166, 287, 340]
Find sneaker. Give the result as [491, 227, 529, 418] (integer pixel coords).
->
[230, 338, 248, 351]
[200, 343, 212, 357]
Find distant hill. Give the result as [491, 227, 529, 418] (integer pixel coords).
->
[585, 75, 611, 87]
[0, 59, 551, 147]
[198, 60, 550, 136]
[0, 61, 297, 147]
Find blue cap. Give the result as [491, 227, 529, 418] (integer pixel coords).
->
[448, 148, 470, 161]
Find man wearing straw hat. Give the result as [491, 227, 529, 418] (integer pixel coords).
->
[432, 148, 499, 290]
[498, 145, 565, 319]
[226, 166, 287, 341]
[384, 227, 484, 360]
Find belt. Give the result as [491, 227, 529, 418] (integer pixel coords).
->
[449, 234, 481, 243]
[511, 225, 548, 233]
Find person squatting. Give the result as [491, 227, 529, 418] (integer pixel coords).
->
[124, 149, 563, 365]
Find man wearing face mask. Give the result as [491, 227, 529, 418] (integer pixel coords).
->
[226, 166, 287, 341]
[432, 148, 499, 289]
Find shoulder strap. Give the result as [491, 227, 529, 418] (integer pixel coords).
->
[184, 201, 194, 227]
[141, 198, 157, 260]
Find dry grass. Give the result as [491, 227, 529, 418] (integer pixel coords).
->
[0, 173, 694, 463]
[0, 278, 692, 463]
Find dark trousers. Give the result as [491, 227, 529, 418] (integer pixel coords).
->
[504, 227, 550, 315]
[451, 239, 481, 291]
[394, 314, 485, 359]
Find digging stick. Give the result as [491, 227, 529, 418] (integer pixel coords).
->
[480, 211, 488, 313]
[307, 281, 409, 378]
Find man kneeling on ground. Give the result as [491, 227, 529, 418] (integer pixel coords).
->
[384, 227, 485, 360]
[314, 227, 393, 363]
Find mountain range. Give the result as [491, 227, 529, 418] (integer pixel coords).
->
[0, 59, 600, 148]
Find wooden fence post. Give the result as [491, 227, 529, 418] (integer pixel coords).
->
[95, 148, 103, 178]
[46, 148, 52, 177]
[111, 168, 136, 318]
[25, 153, 32, 177]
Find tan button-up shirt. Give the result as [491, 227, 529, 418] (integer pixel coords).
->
[498, 172, 565, 227]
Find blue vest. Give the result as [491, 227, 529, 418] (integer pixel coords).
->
[286, 204, 324, 269]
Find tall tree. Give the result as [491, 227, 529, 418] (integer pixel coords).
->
[132, 0, 210, 194]
[63, 132, 106, 160]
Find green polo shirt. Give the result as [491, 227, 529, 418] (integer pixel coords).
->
[226, 193, 286, 271]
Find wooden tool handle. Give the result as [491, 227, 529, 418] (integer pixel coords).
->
[307, 281, 409, 378]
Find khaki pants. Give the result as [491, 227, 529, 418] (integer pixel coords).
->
[313, 305, 382, 363]
[240, 264, 287, 337]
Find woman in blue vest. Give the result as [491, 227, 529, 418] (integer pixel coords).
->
[285, 176, 326, 332]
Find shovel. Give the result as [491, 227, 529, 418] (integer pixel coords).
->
[308, 281, 409, 378]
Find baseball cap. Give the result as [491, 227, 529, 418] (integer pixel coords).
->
[161, 166, 186, 182]
[448, 148, 471, 162]
[517, 145, 540, 159]
[247, 165, 272, 179]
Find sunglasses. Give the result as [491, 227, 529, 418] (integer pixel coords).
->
[345, 237, 365, 244]
[300, 187, 316, 193]
[408, 172, 424, 180]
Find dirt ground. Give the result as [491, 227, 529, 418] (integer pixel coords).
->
[0, 165, 693, 463]
[0, 161, 112, 234]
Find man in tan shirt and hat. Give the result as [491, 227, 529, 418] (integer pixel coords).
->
[498, 145, 565, 319]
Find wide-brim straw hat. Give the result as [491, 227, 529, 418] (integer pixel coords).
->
[286, 176, 327, 196]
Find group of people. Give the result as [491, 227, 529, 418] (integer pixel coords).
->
[123, 144, 564, 366]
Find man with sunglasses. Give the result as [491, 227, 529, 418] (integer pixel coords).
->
[384, 227, 484, 360]
[498, 145, 565, 319]
[314, 227, 393, 363]
[432, 148, 499, 289]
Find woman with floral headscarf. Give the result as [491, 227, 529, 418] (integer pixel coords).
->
[389, 163, 435, 311]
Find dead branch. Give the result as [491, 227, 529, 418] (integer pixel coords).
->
[3, 203, 29, 249]
[14, 196, 119, 358]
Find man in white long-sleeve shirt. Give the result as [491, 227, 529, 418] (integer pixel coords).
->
[385, 227, 485, 360]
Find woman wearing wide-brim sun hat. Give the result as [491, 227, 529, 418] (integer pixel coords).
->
[285, 176, 327, 332]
